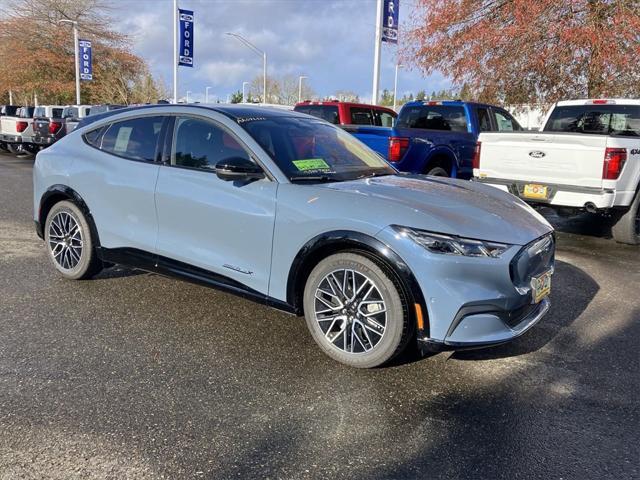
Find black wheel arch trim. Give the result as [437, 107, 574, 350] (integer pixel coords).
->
[286, 230, 428, 336]
[37, 185, 101, 247]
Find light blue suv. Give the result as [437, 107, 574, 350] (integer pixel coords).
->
[33, 105, 555, 368]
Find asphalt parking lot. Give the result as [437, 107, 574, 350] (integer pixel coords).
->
[0, 151, 638, 480]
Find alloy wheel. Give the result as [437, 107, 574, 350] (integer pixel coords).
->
[313, 269, 387, 354]
[48, 211, 83, 270]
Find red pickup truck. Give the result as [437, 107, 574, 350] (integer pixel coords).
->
[294, 101, 397, 127]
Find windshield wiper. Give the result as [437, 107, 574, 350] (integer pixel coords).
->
[356, 171, 394, 180]
[289, 175, 336, 183]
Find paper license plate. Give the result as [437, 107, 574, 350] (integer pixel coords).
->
[531, 270, 552, 303]
[523, 184, 548, 199]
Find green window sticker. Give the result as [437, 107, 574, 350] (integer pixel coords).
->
[292, 158, 330, 172]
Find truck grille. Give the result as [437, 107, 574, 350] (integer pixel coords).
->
[510, 233, 555, 291]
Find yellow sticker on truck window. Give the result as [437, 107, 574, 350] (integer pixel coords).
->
[292, 158, 330, 171]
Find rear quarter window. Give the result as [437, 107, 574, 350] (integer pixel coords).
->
[397, 105, 468, 132]
[92, 116, 164, 162]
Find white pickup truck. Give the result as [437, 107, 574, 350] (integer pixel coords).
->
[0, 106, 37, 154]
[474, 99, 640, 244]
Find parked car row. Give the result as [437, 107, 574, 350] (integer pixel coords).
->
[7, 95, 638, 245]
[295, 98, 639, 245]
[0, 103, 124, 155]
[294, 99, 523, 178]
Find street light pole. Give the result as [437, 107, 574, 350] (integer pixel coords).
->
[393, 64, 403, 111]
[298, 75, 308, 103]
[205, 86, 212, 103]
[58, 19, 80, 105]
[186, 91, 191, 103]
[226, 33, 267, 103]
[242, 82, 249, 103]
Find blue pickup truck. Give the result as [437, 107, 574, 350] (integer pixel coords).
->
[339, 100, 523, 179]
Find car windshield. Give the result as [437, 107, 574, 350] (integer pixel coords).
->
[240, 116, 396, 182]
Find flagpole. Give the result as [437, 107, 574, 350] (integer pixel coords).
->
[173, 0, 178, 103]
[371, 0, 383, 105]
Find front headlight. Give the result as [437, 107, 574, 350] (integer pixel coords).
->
[393, 226, 510, 258]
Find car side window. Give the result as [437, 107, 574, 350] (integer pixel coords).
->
[376, 111, 395, 127]
[350, 107, 375, 125]
[494, 110, 522, 132]
[84, 126, 106, 147]
[172, 117, 251, 171]
[477, 107, 492, 132]
[100, 116, 164, 162]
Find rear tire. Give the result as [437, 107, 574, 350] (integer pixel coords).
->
[302, 252, 410, 368]
[6, 143, 22, 155]
[611, 189, 640, 245]
[44, 201, 103, 280]
[425, 166, 448, 177]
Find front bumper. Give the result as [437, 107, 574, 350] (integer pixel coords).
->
[418, 298, 550, 352]
[377, 227, 554, 351]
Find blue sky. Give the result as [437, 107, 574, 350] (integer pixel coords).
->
[112, 0, 450, 103]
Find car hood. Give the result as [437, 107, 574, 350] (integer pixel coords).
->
[317, 174, 553, 245]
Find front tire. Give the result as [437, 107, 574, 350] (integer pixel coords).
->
[302, 252, 410, 368]
[611, 190, 639, 245]
[44, 200, 102, 280]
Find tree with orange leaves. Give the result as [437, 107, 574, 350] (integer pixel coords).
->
[404, 0, 640, 104]
[0, 0, 167, 105]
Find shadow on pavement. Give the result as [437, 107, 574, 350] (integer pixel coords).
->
[452, 260, 598, 361]
[537, 206, 617, 239]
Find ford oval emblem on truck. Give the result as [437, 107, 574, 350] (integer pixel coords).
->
[529, 151, 546, 159]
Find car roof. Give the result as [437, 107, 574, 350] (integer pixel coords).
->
[76, 103, 310, 130]
[402, 100, 496, 108]
[555, 98, 640, 106]
[295, 100, 396, 111]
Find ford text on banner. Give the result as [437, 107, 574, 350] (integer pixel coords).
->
[79, 40, 93, 81]
[179, 9, 194, 67]
[381, 0, 399, 44]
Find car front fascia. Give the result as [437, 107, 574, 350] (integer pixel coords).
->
[376, 225, 554, 350]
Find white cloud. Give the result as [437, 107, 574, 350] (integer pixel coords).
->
[109, 0, 451, 101]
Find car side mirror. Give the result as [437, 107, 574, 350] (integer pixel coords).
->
[215, 157, 265, 181]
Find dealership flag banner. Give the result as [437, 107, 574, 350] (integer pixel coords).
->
[178, 9, 194, 67]
[381, 0, 399, 43]
[79, 39, 93, 81]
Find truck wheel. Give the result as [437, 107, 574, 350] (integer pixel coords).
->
[44, 201, 103, 280]
[302, 252, 410, 368]
[6, 143, 22, 155]
[425, 166, 448, 177]
[611, 190, 639, 245]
